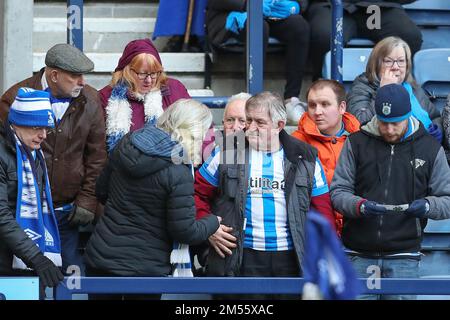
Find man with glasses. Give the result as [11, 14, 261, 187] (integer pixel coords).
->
[222, 93, 251, 135]
[0, 44, 107, 276]
[0, 88, 64, 298]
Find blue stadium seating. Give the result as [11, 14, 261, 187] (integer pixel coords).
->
[346, 1, 450, 51]
[322, 48, 372, 91]
[413, 48, 450, 112]
[403, 0, 450, 27]
[420, 219, 450, 277]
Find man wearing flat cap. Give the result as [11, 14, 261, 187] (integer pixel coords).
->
[330, 84, 450, 300]
[0, 43, 107, 276]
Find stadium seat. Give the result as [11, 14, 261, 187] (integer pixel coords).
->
[420, 219, 450, 280]
[403, 0, 450, 27]
[413, 48, 450, 113]
[322, 48, 372, 91]
[346, 38, 374, 48]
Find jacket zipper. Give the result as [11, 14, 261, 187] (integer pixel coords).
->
[378, 145, 395, 251]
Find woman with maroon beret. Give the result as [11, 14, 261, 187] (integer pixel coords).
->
[99, 38, 190, 152]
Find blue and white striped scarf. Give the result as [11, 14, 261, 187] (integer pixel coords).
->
[105, 82, 163, 153]
[12, 133, 62, 270]
[170, 165, 195, 277]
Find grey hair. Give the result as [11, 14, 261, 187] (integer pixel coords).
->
[157, 99, 212, 164]
[223, 92, 252, 119]
[245, 91, 287, 124]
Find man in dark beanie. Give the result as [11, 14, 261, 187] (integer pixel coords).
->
[0, 44, 106, 276]
[330, 83, 450, 300]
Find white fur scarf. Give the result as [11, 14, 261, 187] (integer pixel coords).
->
[105, 84, 163, 152]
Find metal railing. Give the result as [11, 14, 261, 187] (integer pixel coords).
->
[55, 277, 450, 300]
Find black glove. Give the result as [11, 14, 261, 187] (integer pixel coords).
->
[68, 205, 95, 227]
[359, 200, 388, 216]
[404, 199, 430, 218]
[30, 254, 64, 288]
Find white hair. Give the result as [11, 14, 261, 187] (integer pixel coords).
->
[223, 92, 252, 119]
[157, 99, 212, 164]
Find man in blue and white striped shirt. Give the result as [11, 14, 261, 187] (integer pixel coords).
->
[195, 91, 335, 298]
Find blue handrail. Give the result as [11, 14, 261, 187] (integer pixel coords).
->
[67, 0, 84, 50]
[55, 277, 450, 300]
[331, 0, 343, 82]
[247, 0, 264, 94]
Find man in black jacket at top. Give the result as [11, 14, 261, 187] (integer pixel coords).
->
[307, 0, 422, 80]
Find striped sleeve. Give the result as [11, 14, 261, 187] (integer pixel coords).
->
[198, 146, 221, 187]
[311, 157, 329, 197]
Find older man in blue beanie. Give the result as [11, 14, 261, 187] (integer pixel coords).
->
[0, 44, 106, 276]
[0, 88, 64, 299]
[330, 84, 450, 300]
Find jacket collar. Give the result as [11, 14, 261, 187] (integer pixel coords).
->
[297, 112, 360, 140]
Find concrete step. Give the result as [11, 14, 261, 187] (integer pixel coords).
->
[34, 2, 158, 18]
[33, 17, 155, 52]
[33, 52, 205, 73]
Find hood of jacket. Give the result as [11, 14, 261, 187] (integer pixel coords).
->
[297, 112, 360, 141]
[361, 115, 423, 141]
[113, 124, 184, 178]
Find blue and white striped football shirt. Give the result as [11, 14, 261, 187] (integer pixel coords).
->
[198, 146, 329, 251]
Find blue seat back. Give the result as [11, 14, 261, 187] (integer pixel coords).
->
[322, 48, 372, 91]
[413, 48, 450, 113]
[403, 0, 450, 27]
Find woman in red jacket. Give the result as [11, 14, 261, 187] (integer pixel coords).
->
[98, 38, 190, 152]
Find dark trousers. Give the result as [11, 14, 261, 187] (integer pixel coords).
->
[217, 248, 301, 300]
[56, 209, 85, 276]
[307, 6, 423, 79]
[237, 15, 310, 99]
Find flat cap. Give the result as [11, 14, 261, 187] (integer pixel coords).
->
[45, 43, 94, 74]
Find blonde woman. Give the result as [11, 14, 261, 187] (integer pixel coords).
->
[347, 37, 442, 143]
[99, 38, 190, 152]
[84, 99, 224, 300]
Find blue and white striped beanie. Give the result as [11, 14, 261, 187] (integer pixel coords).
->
[8, 87, 55, 128]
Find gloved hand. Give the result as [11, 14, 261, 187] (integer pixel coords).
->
[225, 12, 248, 34]
[359, 200, 387, 216]
[30, 254, 64, 288]
[404, 199, 430, 218]
[270, 1, 300, 19]
[428, 123, 443, 144]
[68, 205, 95, 227]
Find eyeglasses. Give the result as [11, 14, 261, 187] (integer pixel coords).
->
[382, 58, 407, 67]
[31, 127, 47, 132]
[224, 117, 246, 126]
[131, 69, 161, 80]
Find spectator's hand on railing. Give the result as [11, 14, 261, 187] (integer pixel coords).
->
[208, 222, 237, 259]
[31, 254, 64, 288]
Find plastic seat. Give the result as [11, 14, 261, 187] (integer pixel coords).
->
[413, 48, 450, 113]
[322, 48, 372, 91]
[403, 0, 450, 27]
